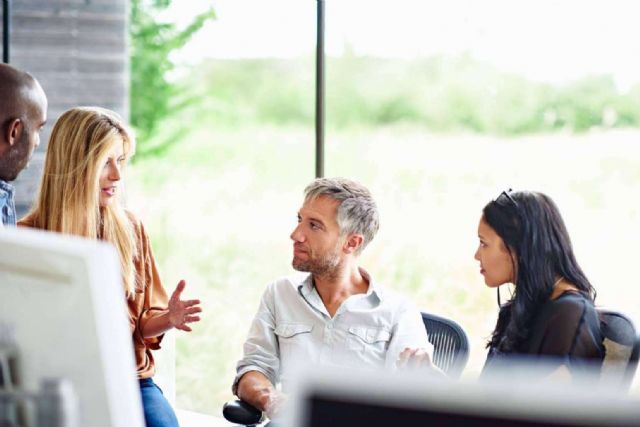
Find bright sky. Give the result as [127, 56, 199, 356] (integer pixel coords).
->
[167, 0, 640, 89]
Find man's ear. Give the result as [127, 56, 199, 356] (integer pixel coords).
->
[344, 234, 364, 254]
[5, 118, 23, 147]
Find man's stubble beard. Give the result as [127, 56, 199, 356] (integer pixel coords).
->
[292, 245, 342, 278]
[2, 130, 31, 181]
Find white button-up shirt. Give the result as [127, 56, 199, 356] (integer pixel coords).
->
[233, 268, 432, 393]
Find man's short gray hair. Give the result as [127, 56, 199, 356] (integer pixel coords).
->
[304, 177, 379, 255]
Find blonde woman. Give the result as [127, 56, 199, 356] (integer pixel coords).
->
[19, 106, 201, 427]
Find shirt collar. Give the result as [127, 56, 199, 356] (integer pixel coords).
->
[298, 267, 383, 304]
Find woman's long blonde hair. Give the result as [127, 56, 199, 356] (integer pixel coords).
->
[26, 106, 139, 298]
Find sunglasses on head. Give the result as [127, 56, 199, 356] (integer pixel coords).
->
[495, 189, 518, 207]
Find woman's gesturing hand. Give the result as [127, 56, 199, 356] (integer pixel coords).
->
[168, 280, 202, 332]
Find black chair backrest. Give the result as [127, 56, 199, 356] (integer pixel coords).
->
[421, 312, 469, 378]
[598, 308, 640, 390]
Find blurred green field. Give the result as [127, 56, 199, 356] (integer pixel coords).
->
[127, 116, 640, 413]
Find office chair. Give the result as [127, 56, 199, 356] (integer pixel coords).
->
[223, 311, 470, 425]
[598, 308, 640, 390]
[222, 399, 264, 426]
[421, 311, 470, 379]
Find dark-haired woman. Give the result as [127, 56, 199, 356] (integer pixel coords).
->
[474, 190, 604, 376]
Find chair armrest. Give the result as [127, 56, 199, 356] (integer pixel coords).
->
[222, 399, 264, 425]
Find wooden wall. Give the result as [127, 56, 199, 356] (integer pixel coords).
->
[1, 0, 129, 216]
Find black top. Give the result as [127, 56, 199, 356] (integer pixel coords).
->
[483, 292, 605, 376]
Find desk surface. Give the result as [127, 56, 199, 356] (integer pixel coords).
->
[176, 409, 228, 427]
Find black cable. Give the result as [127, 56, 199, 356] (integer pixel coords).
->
[2, 0, 10, 63]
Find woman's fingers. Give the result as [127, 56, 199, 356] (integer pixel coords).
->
[170, 280, 187, 301]
[183, 299, 201, 307]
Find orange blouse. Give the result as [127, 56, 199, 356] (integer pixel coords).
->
[18, 212, 169, 379]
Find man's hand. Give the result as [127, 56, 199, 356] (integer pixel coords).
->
[264, 389, 288, 419]
[237, 371, 288, 418]
[397, 347, 432, 369]
[397, 347, 447, 378]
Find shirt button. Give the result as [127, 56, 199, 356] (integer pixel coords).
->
[327, 323, 333, 330]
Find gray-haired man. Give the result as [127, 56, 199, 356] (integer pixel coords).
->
[233, 177, 434, 418]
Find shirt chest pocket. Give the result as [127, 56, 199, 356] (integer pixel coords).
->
[274, 323, 314, 365]
[347, 326, 391, 354]
[275, 323, 314, 349]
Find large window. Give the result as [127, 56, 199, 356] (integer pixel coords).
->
[129, 0, 640, 415]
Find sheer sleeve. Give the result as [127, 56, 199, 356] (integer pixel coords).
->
[536, 294, 603, 361]
[482, 294, 604, 380]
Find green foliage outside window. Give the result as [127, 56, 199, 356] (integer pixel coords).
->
[183, 55, 640, 136]
[130, 0, 215, 159]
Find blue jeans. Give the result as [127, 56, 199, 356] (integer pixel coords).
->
[139, 378, 179, 427]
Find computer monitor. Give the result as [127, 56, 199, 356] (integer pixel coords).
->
[286, 364, 640, 427]
[0, 228, 145, 427]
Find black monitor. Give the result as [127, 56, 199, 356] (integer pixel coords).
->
[286, 364, 640, 427]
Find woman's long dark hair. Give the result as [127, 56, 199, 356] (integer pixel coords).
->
[484, 191, 596, 353]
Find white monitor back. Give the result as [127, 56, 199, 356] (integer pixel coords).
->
[0, 228, 145, 427]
